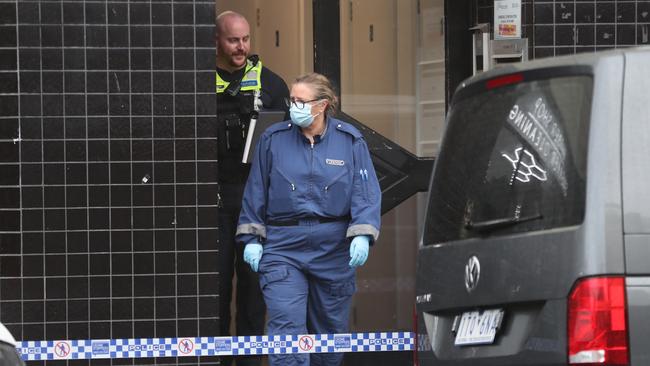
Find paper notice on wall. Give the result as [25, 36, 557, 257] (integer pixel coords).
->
[494, 0, 521, 39]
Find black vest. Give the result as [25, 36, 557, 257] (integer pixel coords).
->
[216, 76, 257, 184]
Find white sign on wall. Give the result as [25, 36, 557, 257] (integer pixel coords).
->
[494, 0, 521, 39]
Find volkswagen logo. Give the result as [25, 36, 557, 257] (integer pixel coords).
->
[464, 256, 480, 292]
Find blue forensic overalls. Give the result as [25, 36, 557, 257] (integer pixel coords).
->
[236, 116, 381, 366]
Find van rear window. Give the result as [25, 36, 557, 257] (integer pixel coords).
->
[423, 74, 592, 245]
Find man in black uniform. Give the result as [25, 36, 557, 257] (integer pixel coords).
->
[216, 10, 289, 366]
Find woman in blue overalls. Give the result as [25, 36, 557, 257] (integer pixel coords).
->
[236, 73, 381, 366]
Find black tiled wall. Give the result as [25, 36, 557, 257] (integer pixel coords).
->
[0, 1, 219, 365]
[475, 0, 650, 58]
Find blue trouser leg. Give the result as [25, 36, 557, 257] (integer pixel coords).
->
[259, 260, 309, 366]
[259, 221, 355, 366]
[307, 222, 355, 366]
[306, 275, 354, 366]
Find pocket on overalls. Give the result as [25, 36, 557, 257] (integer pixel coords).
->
[259, 266, 289, 290]
[323, 168, 351, 216]
[268, 167, 296, 216]
[327, 280, 356, 297]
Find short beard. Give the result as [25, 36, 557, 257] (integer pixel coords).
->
[229, 55, 247, 69]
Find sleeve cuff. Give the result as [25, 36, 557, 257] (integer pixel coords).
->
[236, 223, 267, 241]
[346, 224, 379, 242]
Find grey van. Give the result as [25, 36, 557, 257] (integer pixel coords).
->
[415, 47, 650, 366]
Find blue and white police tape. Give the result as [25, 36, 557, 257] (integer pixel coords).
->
[17, 332, 414, 361]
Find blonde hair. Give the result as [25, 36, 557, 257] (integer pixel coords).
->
[293, 73, 339, 116]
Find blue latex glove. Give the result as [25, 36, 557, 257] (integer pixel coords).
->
[349, 235, 370, 268]
[243, 243, 263, 272]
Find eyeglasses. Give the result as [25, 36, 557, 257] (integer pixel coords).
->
[285, 97, 321, 110]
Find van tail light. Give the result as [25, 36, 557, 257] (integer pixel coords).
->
[486, 73, 523, 90]
[568, 277, 629, 366]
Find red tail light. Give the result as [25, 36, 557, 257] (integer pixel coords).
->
[568, 277, 629, 365]
[486, 73, 523, 90]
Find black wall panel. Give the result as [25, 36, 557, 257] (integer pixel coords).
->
[446, 1, 650, 107]
[474, 0, 650, 59]
[0, 1, 219, 364]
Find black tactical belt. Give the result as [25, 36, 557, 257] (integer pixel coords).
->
[218, 114, 243, 124]
[267, 216, 350, 227]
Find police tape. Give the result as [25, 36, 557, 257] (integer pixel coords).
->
[17, 332, 414, 361]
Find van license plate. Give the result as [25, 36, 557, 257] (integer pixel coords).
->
[454, 309, 504, 346]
